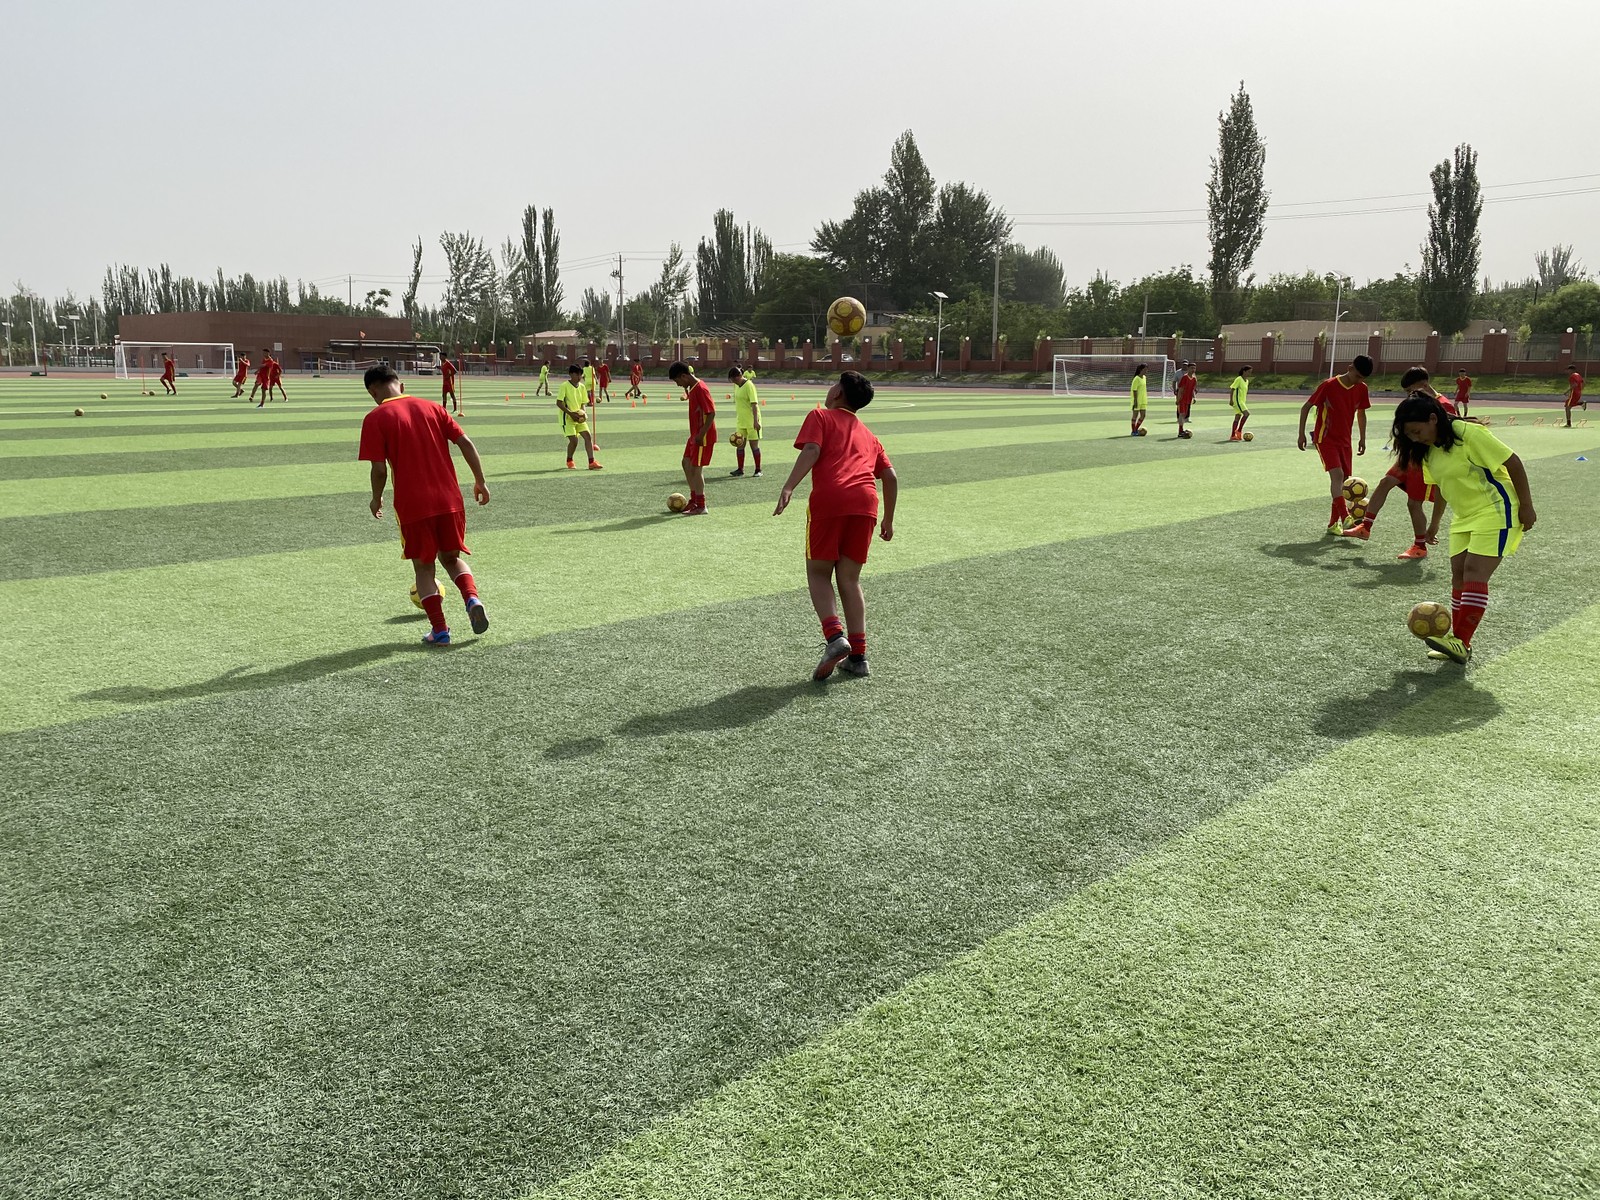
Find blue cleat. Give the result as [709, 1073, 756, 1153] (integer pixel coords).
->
[467, 598, 489, 635]
[422, 629, 451, 646]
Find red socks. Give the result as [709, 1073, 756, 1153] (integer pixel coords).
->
[421, 592, 447, 633]
[1455, 581, 1489, 645]
[452, 571, 477, 602]
[752, 447, 761, 471]
[1331, 497, 1348, 524]
[822, 616, 844, 642]
[849, 633, 866, 657]
[736, 446, 746, 469]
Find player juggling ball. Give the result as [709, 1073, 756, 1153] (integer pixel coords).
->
[1341, 366, 1453, 558]
[1390, 390, 1536, 665]
[359, 365, 491, 646]
[774, 371, 897, 681]
[1298, 354, 1373, 535]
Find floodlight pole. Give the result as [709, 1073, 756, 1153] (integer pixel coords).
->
[930, 290, 948, 378]
[991, 254, 1000, 360]
[28, 294, 40, 369]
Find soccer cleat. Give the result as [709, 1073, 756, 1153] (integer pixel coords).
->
[1339, 521, 1372, 541]
[566, 460, 575, 470]
[1426, 649, 1452, 661]
[752, 469, 763, 478]
[588, 460, 603, 470]
[683, 503, 708, 516]
[467, 598, 489, 635]
[1397, 543, 1428, 560]
[813, 635, 852, 681]
[1423, 633, 1471, 665]
[421, 629, 452, 646]
[728, 468, 744, 476]
[1326, 522, 1346, 536]
[839, 655, 871, 678]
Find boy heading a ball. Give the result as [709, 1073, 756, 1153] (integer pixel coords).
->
[358, 365, 491, 646]
[1297, 354, 1373, 534]
[773, 371, 897, 680]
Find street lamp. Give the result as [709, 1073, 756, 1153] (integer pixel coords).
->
[930, 291, 948, 378]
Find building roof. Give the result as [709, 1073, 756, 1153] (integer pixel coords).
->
[527, 329, 582, 340]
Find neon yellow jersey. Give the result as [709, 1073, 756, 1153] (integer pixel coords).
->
[539, 364, 549, 379]
[734, 379, 760, 428]
[1230, 376, 1250, 411]
[558, 380, 588, 424]
[582, 365, 596, 392]
[1130, 375, 1148, 409]
[1422, 420, 1518, 531]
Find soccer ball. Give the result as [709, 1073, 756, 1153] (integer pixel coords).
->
[99, 392, 108, 399]
[1136, 427, 1148, 436]
[73, 407, 84, 417]
[1349, 498, 1369, 521]
[667, 492, 689, 512]
[1342, 476, 1369, 502]
[408, 585, 427, 610]
[826, 296, 867, 338]
[1178, 429, 1193, 439]
[1242, 431, 1255, 441]
[1407, 601, 1452, 640]
[729, 432, 747, 448]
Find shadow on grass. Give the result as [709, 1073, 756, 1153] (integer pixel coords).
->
[549, 513, 677, 535]
[384, 612, 429, 624]
[543, 681, 819, 759]
[74, 641, 459, 705]
[1259, 538, 1355, 571]
[1313, 667, 1503, 739]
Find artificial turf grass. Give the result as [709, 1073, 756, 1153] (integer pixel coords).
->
[5, 481, 1599, 1200]
[528, 604, 1600, 1200]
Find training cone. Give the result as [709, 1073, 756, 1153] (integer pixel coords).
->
[630, 400, 636, 408]
[520, 392, 525, 398]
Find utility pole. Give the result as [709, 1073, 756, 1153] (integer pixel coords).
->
[611, 253, 626, 351]
[348, 275, 353, 308]
[991, 253, 1001, 361]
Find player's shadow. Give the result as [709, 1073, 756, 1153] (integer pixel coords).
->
[1259, 539, 1354, 571]
[1346, 559, 1434, 591]
[75, 642, 451, 705]
[384, 612, 428, 624]
[542, 681, 818, 759]
[549, 513, 677, 535]
[1313, 668, 1502, 740]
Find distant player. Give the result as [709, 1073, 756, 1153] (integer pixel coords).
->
[773, 371, 897, 681]
[1341, 367, 1453, 558]
[268, 353, 288, 403]
[439, 354, 459, 412]
[1390, 390, 1536, 665]
[596, 359, 612, 402]
[582, 358, 597, 407]
[1129, 363, 1149, 436]
[1174, 362, 1197, 438]
[1454, 369, 1472, 417]
[231, 353, 250, 398]
[669, 360, 715, 514]
[159, 353, 177, 395]
[625, 359, 643, 400]
[557, 364, 602, 470]
[1228, 365, 1252, 440]
[728, 365, 763, 476]
[1297, 354, 1373, 534]
[536, 360, 552, 397]
[251, 350, 272, 406]
[359, 364, 491, 646]
[1565, 368, 1585, 427]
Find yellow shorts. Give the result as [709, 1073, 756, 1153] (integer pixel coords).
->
[736, 423, 761, 441]
[562, 413, 589, 435]
[1449, 523, 1523, 559]
[1131, 401, 1147, 412]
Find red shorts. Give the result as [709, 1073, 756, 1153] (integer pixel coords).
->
[806, 510, 876, 563]
[1567, 395, 1584, 409]
[1316, 438, 1353, 476]
[1385, 462, 1438, 504]
[685, 426, 716, 466]
[443, 379, 456, 395]
[1176, 400, 1192, 418]
[399, 510, 470, 561]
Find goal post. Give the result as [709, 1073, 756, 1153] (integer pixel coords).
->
[1053, 354, 1175, 399]
[114, 342, 236, 378]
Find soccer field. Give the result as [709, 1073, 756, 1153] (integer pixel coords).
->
[3, 374, 1598, 1200]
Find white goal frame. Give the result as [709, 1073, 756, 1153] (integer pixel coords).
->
[114, 341, 236, 378]
[1053, 354, 1175, 399]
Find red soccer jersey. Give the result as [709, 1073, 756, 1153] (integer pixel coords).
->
[234, 359, 249, 383]
[1309, 376, 1370, 445]
[269, 358, 283, 382]
[597, 363, 611, 386]
[1438, 395, 1458, 416]
[1571, 372, 1584, 400]
[161, 359, 175, 379]
[630, 363, 642, 384]
[1455, 376, 1471, 402]
[795, 407, 892, 519]
[1175, 375, 1196, 404]
[440, 358, 457, 382]
[358, 395, 465, 524]
[687, 378, 716, 431]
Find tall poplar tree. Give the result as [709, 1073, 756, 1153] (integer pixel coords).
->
[1206, 83, 1269, 325]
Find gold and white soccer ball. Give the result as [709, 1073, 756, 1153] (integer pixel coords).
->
[667, 492, 689, 512]
[1407, 601, 1452, 639]
[1342, 476, 1370, 502]
[826, 296, 867, 338]
[1349, 498, 1369, 521]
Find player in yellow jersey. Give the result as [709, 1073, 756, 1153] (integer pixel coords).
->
[1391, 391, 1536, 665]
[536, 361, 551, 397]
[582, 359, 597, 406]
[557, 364, 602, 470]
[1228, 365, 1252, 441]
[1129, 364, 1149, 436]
[728, 365, 763, 475]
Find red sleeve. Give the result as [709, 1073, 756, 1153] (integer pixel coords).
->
[1357, 383, 1371, 411]
[795, 410, 824, 450]
[440, 410, 465, 441]
[358, 411, 387, 462]
[874, 438, 893, 476]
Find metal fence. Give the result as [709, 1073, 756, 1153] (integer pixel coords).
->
[1274, 338, 1318, 363]
[1380, 338, 1430, 367]
[1510, 335, 1564, 361]
[1439, 338, 1482, 362]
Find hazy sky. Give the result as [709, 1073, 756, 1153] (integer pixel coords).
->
[5, 0, 1597, 311]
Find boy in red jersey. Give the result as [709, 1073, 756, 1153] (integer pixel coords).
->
[1564, 368, 1585, 427]
[596, 359, 612, 402]
[1342, 367, 1454, 557]
[1174, 362, 1197, 438]
[626, 359, 643, 400]
[1454, 369, 1472, 417]
[1297, 354, 1373, 534]
[669, 360, 716, 514]
[439, 354, 459, 412]
[159, 353, 177, 395]
[359, 365, 491, 646]
[231, 353, 250, 397]
[268, 353, 288, 403]
[774, 370, 897, 681]
[250, 351, 272, 406]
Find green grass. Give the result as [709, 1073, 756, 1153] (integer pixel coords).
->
[2, 375, 1597, 1200]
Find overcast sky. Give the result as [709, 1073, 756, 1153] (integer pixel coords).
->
[4, 0, 1596, 311]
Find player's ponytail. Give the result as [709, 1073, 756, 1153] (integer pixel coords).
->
[1391, 391, 1458, 467]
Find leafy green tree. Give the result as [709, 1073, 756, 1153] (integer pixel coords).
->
[1534, 244, 1584, 290]
[752, 253, 840, 345]
[1003, 244, 1066, 308]
[1473, 277, 1538, 329]
[1206, 84, 1269, 325]
[695, 210, 770, 325]
[1064, 272, 1127, 336]
[1418, 143, 1482, 336]
[1126, 267, 1214, 335]
[1525, 281, 1600, 336]
[402, 239, 423, 323]
[439, 231, 495, 345]
[1354, 270, 1422, 322]
[1243, 271, 1336, 323]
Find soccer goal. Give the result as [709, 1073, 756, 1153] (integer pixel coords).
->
[315, 358, 381, 374]
[115, 342, 236, 378]
[1053, 354, 1175, 398]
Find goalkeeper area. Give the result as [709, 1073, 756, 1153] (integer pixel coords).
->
[1054, 353, 1175, 398]
[114, 341, 236, 378]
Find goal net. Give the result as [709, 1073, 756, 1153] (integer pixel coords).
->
[115, 342, 236, 378]
[1053, 354, 1175, 399]
[316, 358, 381, 374]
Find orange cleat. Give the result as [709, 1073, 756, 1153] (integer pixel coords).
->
[588, 460, 604, 470]
[566, 460, 576, 470]
[1397, 543, 1428, 559]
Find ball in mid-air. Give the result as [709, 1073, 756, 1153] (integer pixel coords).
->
[1342, 476, 1369, 502]
[667, 492, 688, 513]
[826, 296, 867, 338]
[1407, 601, 1452, 640]
[1242, 431, 1255, 441]
[74, 407, 84, 417]
[1349, 498, 1369, 521]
